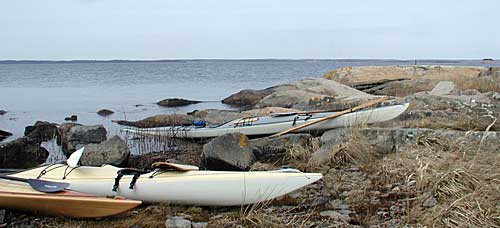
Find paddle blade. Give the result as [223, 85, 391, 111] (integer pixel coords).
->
[27, 179, 70, 193]
[67, 147, 84, 168]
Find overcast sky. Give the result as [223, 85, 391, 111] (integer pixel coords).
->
[1, 0, 499, 60]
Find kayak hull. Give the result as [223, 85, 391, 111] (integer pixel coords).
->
[124, 103, 409, 138]
[12, 165, 322, 206]
[0, 180, 141, 218]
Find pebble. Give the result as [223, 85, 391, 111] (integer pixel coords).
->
[192, 222, 208, 228]
[319, 210, 349, 221]
[423, 196, 437, 208]
[165, 216, 192, 228]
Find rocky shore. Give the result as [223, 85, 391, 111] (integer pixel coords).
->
[1, 65, 499, 227]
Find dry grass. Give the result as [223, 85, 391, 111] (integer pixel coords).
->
[207, 202, 318, 228]
[361, 132, 500, 227]
[329, 131, 376, 166]
[455, 76, 500, 93]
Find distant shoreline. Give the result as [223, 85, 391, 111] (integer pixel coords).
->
[0, 59, 495, 64]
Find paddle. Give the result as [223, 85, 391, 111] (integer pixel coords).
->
[271, 96, 390, 137]
[67, 147, 84, 168]
[0, 174, 69, 193]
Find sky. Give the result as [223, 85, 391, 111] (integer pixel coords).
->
[0, 0, 499, 60]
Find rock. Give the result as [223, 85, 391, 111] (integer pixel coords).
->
[309, 128, 354, 165]
[190, 109, 244, 125]
[157, 98, 200, 107]
[429, 81, 456, 96]
[255, 89, 326, 109]
[79, 136, 129, 166]
[128, 147, 202, 170]
[191, 222, 208, 228]
[0, 137, 49, 168]
[423, 196, 437, 208]
[97, 109, 114, 116]
[255, 78, 373, 110]
[65, 125, 107, 154]
[165, 216, 192, 228]
[201, 133, 255, 170]
[324, 65, 483, 87]
[24, 121, 58, 142]
[329, 199, 350, 210]
[319, 210, 349, 221]
[0, 110, 6, 115]
[57, 123, 81, 147]
[250, 134, 312, 162]
[0, 130, 12, 142]
[241, 107, 301, 116]
[113, 114, 195, 128]
[64, 115, 78, 121]
[324, 66, 486, 97]
[222, 89, 274, 107]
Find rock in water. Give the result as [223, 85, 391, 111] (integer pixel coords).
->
[157, 98, 200, 107]
[222, 89, 274, 107]
[97, 109, 114, 117]
[80, 136, 130, 166]
[0, 110, 6, 115]
[201, 133, 255, 171]
[65, 125, 107, 154]
[64, 115, 78, 121]
[113, 114, 195, 128]
[24, 121, 59, 142]
[0, 137, 49, 168]
[57, 123, 81, 147]
[0, 130, 12, 142]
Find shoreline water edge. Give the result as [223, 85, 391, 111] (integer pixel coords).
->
[0, 64, 499, 227]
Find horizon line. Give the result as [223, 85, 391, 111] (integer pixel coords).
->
[0, 58, 496, 63]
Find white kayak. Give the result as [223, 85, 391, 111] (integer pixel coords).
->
[123, 103, 409, 138]
[10, 164, 322, 206]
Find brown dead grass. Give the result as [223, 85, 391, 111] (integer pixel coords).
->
[455, 76, 500, 93]
[362, 132, 500, 227]
[329, 130, 377, 166]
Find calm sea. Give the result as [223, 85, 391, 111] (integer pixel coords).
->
[1, 59, 499, 141]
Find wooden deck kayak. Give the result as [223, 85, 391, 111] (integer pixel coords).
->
[0, 180, 141, 218]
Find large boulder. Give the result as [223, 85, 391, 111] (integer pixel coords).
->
[157, 98, 200, 107]
[241, 107, 301, 116]
[254, 78, 373, 110]
[65, 125, 107, 154]
[201, 133, 255, 170]
[255, 90, 326, 109]
[324, 65, 483, 86]
[24, 121, 59, 142]
[250, 134, 313, 162]
[0, 137, 49, 168]
[57, 122, 81, 147]
[323, 66, 490, 97]
[113, 114, 195, 128]
[0, 130, 12, 142]
[80, 136, 130, 166]
[222, 89, 274, 107]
